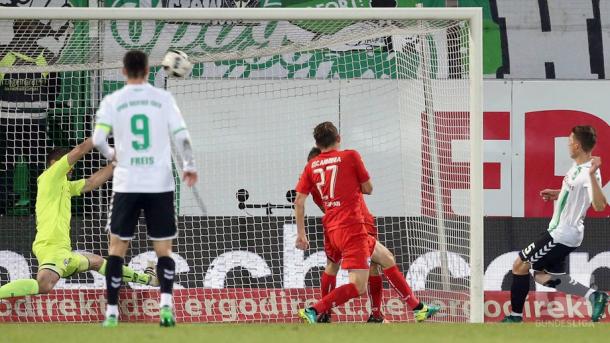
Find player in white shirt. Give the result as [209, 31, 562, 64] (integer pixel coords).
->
[92, 50, 197, 328]
[502, 126, 608, 323]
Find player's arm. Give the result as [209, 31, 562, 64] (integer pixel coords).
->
[294, 165, 313, 250]
[168, 95, 197, 187]
[361, 180, 373, 195]
[66, 137, 94, 166]
[92, 98, 115, 161]
[294, 192, 310, 250]
[352, 150, 373, 195]
[45, 138, 94, 181]
[81, 164, 114, 194]
[589, 156, 607, 211]
[540, 189, 561, 202]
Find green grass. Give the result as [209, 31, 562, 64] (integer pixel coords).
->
[2, 323, 610, 343]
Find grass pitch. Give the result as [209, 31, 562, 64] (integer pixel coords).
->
[2, 323, 609, 343]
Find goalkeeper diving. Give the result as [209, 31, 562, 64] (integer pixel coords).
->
[0, 139, 158, 300]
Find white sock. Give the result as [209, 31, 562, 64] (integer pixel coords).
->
[510, 312, 523, 317]
[106, 305, 119, 318]
[160, 293, 173, 308]
[585, 289, 596, 299]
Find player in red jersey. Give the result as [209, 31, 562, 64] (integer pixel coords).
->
[295, 122, 440, 323]
[307, 147, 385, 323]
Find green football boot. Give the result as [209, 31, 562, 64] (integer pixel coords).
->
[590, 291, 609, 322]
[414, 303, 441, 322]
[501, 315, 524, 323]
[298, 308, 318, 324]
[102, 315, 118, 328]
[159, 306, 176, 327]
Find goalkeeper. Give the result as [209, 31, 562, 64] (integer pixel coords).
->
[0, 138, 158, 300]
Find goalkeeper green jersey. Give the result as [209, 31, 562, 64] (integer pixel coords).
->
[33, 154, 85, 251]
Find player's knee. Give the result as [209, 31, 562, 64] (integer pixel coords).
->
[354, 281, 368, 295]
[36, 274, 58, 294]
[512, 258, 529, 275]
[542, 277, 560, 288]
[325, 261, 340, 275]
[87, 254, 104, 271]
[385, 251, 396, 265]
[153, 240, 172, 257]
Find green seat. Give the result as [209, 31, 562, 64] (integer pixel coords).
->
[8, 157, 30, 216]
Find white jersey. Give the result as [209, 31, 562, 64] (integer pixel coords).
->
[95, 83, 187, 193]
[548, 161, 602, 247]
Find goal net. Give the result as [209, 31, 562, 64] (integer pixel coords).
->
[0, 8, 482, 323]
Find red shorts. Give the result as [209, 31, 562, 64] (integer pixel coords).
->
[326, 224, 376, 270]
[324, 230, 342, 264]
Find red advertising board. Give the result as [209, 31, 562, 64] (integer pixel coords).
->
[0, 289, 606, 323]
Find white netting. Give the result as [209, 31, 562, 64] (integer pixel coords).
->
[0, 14, 473, 323]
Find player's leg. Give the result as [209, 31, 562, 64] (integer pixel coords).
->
[0, 247, 77, 299]
[365, 224, 385, 323]
[104, 235, 131, 327]
[153, 240, 176, 327]
[322, 259, 340, 296]
[370, 241, 439, 322]
[0, 278, 40, 298]
[367, 262, 385, 322]
[501, 257, 531, 323]
[530, 243, 608, 322]
[502, 232, 554, 323]
[0, 268, 58, 299]
[88, 253, 159, 286]
[317, 259, 339, 323]
[299, 229, 370, 323]
[102, 192, 140, 328]
[143, 191, 178, 327]
[318, 231, 341, 323]
[301, 268, 369, 323]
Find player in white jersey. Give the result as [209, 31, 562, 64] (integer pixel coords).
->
[502, 126, 608, 323]
[91, 50, 197, 328]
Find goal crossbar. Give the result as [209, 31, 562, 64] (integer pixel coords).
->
[0, 7, 481, 21]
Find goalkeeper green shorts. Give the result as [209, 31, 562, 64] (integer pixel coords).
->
[33, 246, 90, 278]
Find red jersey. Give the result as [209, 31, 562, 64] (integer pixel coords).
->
[296, 149, 370, 231]
[360, 195, 375, 226]
[313, 192, 375, 226]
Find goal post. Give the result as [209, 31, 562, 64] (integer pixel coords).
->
[0, 7, 483, 323]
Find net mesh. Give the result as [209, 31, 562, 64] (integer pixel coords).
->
[0, 15, 472, 323]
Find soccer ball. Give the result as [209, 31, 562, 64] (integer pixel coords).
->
[162, 50, 192, 78]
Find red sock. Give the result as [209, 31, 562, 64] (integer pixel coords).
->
[321, 272, 336, 298]
[368, 275, 383, 317]
[320, 272, 337, 315]
[312, 283, 360, 315]
[383, 265, 420, 309]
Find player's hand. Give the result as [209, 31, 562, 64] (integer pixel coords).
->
[182, 171, 198, 187]
[540, 189, 560, 202]
[295, 234, 309, 251]
[590, 156, 601, 176]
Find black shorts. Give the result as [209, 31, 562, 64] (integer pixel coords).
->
[107, 192, 177, 240]
[519, 231, 576, 275]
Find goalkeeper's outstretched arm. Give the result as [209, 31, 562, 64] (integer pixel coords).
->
[67, 137, 94, 166]
[82, 164, 114, 193]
